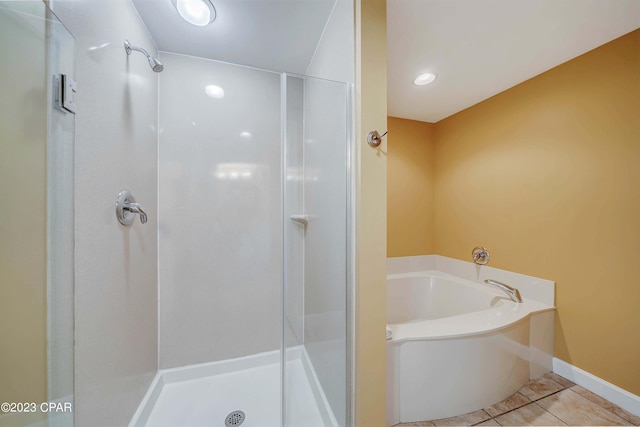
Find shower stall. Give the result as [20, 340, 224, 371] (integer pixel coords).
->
[132, 53, 353, 427]
[0, 1, 353, 426]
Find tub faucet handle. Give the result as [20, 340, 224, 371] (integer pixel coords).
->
[472, 246, 490, 265]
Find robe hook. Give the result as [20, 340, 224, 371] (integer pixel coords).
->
[367, 130, 388, 147]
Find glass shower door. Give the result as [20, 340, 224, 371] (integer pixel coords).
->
[0, 5, 48, 423]
[0, 3, 75, 427]
[283, 74, 352, 427]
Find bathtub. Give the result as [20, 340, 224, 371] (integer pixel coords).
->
[386, 270, 555, 426]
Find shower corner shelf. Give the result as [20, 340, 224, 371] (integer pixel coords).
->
[289, 215, 308, 226]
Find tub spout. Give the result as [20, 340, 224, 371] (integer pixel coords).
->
[484, 279, 523, 303]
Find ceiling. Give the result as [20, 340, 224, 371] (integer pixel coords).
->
[387, 0, 640, 123]
[131, 0, 335, 75]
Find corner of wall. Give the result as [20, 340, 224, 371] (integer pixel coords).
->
[306, 0, 355, 83]
[387, 117, 436, 258]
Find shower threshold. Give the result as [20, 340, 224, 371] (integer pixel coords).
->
[129, 346, 337, 427]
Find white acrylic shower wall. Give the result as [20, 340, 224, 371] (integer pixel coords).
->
[158, 53, 282, 368]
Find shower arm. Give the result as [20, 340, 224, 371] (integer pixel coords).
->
[124, 39, 151, 59]
[124, 39, 163, 72]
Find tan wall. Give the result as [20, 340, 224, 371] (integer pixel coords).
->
[355, 0, 387, 425]
[387, 117, 435, 257]
[433, 29, 640, 394]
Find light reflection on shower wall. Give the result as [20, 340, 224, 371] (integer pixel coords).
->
[158, 53, 282, 368]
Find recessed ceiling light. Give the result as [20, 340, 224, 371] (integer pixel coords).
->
[172, 0, 216, 27]
[414, 73, 437, 86]
[240, 131, 252, 138]
[205, 85, 224, 99]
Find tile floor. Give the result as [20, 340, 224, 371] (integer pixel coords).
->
[395, 372, 640, 426]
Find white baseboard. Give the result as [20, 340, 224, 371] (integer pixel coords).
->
[553, 358, 640, 417]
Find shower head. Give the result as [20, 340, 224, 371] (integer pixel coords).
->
[148, 56, 164, 73]
[124, 39, 164, 73]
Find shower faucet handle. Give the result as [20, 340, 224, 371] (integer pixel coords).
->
[124, 202, 147, 224]
[116, 190, 148, 226]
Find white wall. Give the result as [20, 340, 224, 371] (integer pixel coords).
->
[306, 0, 355, 84]
[158, 53, 282, 368]
[303, 76, 350, 426]
[49, 1, 159, 425]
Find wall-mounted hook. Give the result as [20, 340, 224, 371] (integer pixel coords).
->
[367, 130, 388, 147]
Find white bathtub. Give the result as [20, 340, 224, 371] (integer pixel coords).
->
[386, 270, 555, 426]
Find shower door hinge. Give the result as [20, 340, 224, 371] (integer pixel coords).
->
[54, 74, 77, 114]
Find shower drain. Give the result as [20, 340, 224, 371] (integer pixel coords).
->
[225, 410, 245, 427]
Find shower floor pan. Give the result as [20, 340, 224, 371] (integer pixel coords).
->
[129, 346, 337, 427]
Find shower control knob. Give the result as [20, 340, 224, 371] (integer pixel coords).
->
[116, 190, 148, 226]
